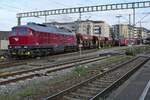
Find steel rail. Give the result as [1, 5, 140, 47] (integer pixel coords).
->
[0, 55, 109, 85]
[90, 57, 150, 100]
[45, 56, 149, 100]
[0, 49, 98, 69]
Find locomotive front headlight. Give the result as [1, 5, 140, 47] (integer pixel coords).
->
[29, 31, 33, 35]
[15, 46, 21, 48]
[25, 52, 30, 55]
[9, 46, 12, 48]
[12, 52, 16, 55]
[24, 46, 28, 48]
[27, 52, 30, 55]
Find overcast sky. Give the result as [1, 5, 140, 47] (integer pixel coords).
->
[0, 0, 150, 31]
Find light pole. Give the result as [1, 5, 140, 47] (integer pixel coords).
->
[98, 27, 101, 49]
[78, 9, 82, 58]
[135, 12, 150, 45]
[139, 21, 142, 45]
[45, 15, 47, 23]
[128, 14, 131, 46]
[116, 15, 122, 46]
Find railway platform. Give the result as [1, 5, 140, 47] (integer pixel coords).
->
[107, 54, 150, 100]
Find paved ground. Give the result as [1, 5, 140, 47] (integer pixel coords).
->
[107, 54, 150, 100]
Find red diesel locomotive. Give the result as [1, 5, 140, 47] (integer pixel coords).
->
[8, 23, 113, 57]
[9, 23, 77, 57]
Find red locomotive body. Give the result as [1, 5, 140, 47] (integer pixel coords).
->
[9, 23, 77, 57]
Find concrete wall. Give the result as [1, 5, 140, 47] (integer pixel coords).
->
[0, 31, 9, 40]
[0, 40, 9, 50]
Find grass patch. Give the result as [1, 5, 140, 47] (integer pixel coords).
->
[17, 87, 37, 98]
[103, 55, 132, 63]
[125, 46, 150, 56]
[0, 82, 50, 100]
[89, 55, 133, 71]
[73, 65, 88, 77]
[0, 95, 17, 100]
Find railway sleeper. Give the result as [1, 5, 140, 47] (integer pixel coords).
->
[110, 74, 123, 79]
[70, 92, 93, 99]
[101, 75, 117, 79]
[106, 72, 123, 76]
[88, 82, 111, 87]
[87, 83, 106, 89]
[81, 86, 102, 92]
[92, 81, 111, 86]
[99, 77, 115, 80]
[63, 96, 81, 100]
[88, 83, 109, 88]
[101, 77, 119, 81]
[95, 79, 114, 83]
[32, 70, 48, 76]
[36, 72, 48, 76]
[76, 88, 98, 95]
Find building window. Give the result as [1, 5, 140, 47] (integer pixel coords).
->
[94, 26, 101, 34]
[87, 25, 90, 34]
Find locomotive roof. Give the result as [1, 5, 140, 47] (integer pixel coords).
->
[14, 23, 75, 36]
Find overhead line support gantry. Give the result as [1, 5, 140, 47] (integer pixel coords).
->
[17, 1, 150, 25]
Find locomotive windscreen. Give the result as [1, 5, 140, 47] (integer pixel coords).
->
[18, 28, 29, 35]
[11, 28, 17, 36]
[11, 27, 30, 36]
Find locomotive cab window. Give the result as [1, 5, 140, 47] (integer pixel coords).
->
[11, 29, 17, 36]
[18, 28, 30, 35]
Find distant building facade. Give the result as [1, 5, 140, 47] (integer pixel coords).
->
[112, 24, 150, 44]
[112, 24, 130, 39]
[135, 27, 150, 39]
[44, 20, 111, 37]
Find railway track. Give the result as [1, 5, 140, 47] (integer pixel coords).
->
[0, 49, 98, 69]
[0, 54, 112, 85]
[45, 56, 150, 100]
[0, 45, 128, 69]
[0, 60, 27, 69]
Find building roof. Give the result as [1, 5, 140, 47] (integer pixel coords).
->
[14, 23, 75, 36]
